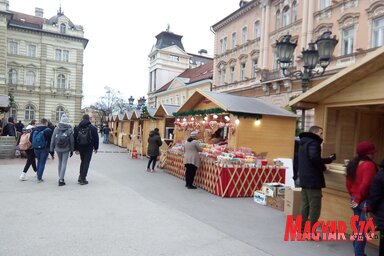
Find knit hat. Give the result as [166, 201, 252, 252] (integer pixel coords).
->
[190, 131, 198, 138]
[60, 114, 70, 124]
[356, 141, 376, 156]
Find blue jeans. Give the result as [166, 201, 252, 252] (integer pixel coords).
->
[103, 133, 109, 144]
[352, 200, 367, 256]
[34, 148, 49, 180]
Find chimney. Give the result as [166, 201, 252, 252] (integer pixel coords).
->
[198, 49, 208, 56]
[35, 7, 44, 18]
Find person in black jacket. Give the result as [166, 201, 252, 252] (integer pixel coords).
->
[146, 128, 162, 172]
[298, 125, 336, 232]
[74, 114, 99, 185]
[367, 160, 384, 256]
[2, 117, 16, 137]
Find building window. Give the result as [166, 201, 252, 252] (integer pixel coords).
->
[254, 21, 260, 39]
[55, 49, 62, 61]
[276, 10, 281, 30]
[8, 69, 17, 84]
[63, 50, 69, 62]
[242, 26, 248, 44]
[240, 62, 246, 81]
[169, 55, 179, 61]
[230, 66, 235, 83]
[25, 105, 35, 120]
[26, 71, 36, 86]
[219, 67, 226, 85]
[60, 23, 66, 34]
[292, 1, 298, 22]
[231, 32, 237, 48]
[283, 6, 290, 27]
[9, 41, 18, 54]
[182, 95, 186, 103]
[320, 0, 331, 10]
[251, 58, 258, 78]
[56, 106, 65, 121]
[175, 95, 179, 105]
[372, 16, 384, 48]
[28, 45, 36, 57]
[10, 107, 17, 120]
[220, 37, 227, 53]
[57, 74, 66, 89]
[342, 27, 354, 55]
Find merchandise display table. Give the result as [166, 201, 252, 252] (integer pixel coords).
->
[164, 151, 285, 197]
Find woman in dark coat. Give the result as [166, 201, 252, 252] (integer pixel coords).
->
[147, 128, 162, 172]
[367, 160, 384, 256]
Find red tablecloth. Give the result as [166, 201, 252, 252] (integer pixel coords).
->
[164, 152, 285, 198]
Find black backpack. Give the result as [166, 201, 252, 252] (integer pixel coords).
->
[55, 129, 70, 149]
[77, 126, 92, 146]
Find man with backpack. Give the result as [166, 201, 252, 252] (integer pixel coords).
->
[50, 114, 74, 186]
[18, 125, 37, 181]
[30, 118, 53, 183]
[74, 114, 99, 185]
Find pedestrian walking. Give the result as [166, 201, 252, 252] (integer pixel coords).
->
[298, 125, 336, 232]
[367, 160, 384, 256]
[346, 141, 377, 256]
[50, 114, 74, 186]
[146, 128, 162, 172]
[74, 114, 99, 185]
[2, 117, 16, 137]
[18, 125, 37, 181]
[30, 118, 53, 183]
[102, 125, 111, 144]
[15, 120, 24, 133]
[183, 131, 203, 189]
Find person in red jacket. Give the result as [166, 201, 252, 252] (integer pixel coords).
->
[346, 141, 377, 256]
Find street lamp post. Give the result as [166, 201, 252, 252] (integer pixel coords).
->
[276, 31, 338, 131]
[128, 96, 135, 110]
[137, 96, 146, 110]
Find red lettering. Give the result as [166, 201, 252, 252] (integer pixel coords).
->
[311, 221, 321, 241]
[284, 215, 302, 241]
[337, 221, 347, 241]
[350, 215, 359, 240]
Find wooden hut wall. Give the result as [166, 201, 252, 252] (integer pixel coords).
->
[157, 118, 165, 138]
[121, 120, 130, 148]
[231, 115, 296, 161]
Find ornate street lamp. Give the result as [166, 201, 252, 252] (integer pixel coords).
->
[128, 96, 135, 110]
[276, 31, 338, 131]
[137, 96, 146, 110]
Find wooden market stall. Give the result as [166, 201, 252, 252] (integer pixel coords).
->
[290, 46, 384, 246]
[153, 104, 178, 144]
[165, 90, 298, 197]
[141, 107, 158, 156]
[116, 112, 131, 148]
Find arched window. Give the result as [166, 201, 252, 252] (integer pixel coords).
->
[57, 74, 66, 89]
[254, 21, 260, 39]
[26, 71, 35, 86]
[292, 1, 298, 22]
[8, 69, 17, 84]
[372, 16, 384, 48]
[283, 6, 290, 27]
[60, 23, 66, 34]
[276, 10, 281, 30]
[24, 105, 35, 120]
[56, 106, 65, 121]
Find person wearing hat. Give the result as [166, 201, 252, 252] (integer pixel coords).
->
[50, 114, 74, 186]
[146, 128, 162, 172]
[183, 131, 203, 189]
[346, 141, 377, 256]
[367, 160, 384, 256]
[298, 125, 336, 234]
[19, 124, 37, 181]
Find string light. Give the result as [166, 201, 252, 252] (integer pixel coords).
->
[204, 116, 208, 121]
[191, 117, 195, 121]
[213, 114, 218, 119]
[235, 119, 240, 125]
[224, 116, 230, 121]
[255, 119, 261, 126]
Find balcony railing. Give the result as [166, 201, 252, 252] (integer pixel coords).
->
[260, 66, 297, 82]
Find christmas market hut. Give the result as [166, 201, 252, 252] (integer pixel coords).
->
[289, 46, 384, 246]
[173, 90, 297, 161]
[141, 106, 158, 156]
[153, 104, 179, 143]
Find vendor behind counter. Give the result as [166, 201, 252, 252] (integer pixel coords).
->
[208, 128, 227, 145]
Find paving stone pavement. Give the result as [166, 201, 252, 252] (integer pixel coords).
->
[0, 140, 379, 256]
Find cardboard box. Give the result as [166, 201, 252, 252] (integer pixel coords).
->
[284, 187, 302, 218]
[254, 190, 267, 206]
[267, 195, 284, 211]
[261, 182, 285, 197]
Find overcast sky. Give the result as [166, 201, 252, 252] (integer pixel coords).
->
[9, 0, 238, 107]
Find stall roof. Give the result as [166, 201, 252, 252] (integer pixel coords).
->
[154, 104, 179, 118]
[290, 46, 384, 109]
[178, 90, 297, 118]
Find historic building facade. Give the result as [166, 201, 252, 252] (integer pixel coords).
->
[211, 0, 384, 130]
[147, 29, 213, 108]
[0, 0, 88, 125]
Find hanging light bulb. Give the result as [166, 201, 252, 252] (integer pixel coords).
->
[213, 114, 218, 119]
[255, 119, 261, 126]
[191, 117, 195, 121]
[235, 119, 240, 125]
[204, 116, 208, 121]
[224, 116, 230, 122]
[176, 118, 180, 122]
[182, 118, 187, 122]
[202, 120, 206, 124]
